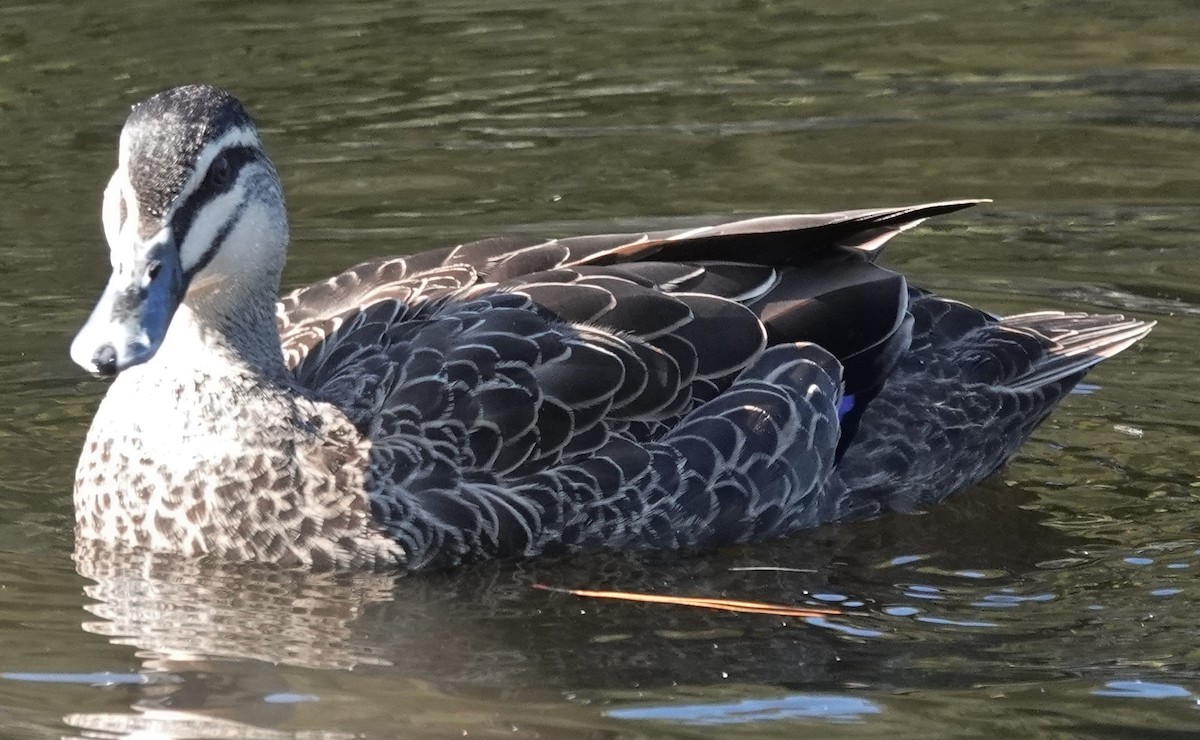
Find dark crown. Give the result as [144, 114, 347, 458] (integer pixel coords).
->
[123, 85, 257, 229]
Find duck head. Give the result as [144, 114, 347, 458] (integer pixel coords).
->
[71, 85, 288, 377]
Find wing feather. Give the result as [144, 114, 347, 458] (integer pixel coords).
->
[260, 199, 1147, 567]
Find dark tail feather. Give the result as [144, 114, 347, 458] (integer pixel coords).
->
[998, 312, 1155, 392]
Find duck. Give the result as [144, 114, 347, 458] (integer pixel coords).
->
[70, 84, 1153, 570]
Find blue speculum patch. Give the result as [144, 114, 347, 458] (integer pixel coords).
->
[838, 394, 856, 420]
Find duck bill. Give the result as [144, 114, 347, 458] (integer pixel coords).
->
[70, 233, 185, 378]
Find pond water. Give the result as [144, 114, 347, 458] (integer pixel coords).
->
[2, 0, 1199, 736]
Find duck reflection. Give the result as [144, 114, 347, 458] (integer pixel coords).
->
[66, 481, 1094, 737]
[75, 547, 399, 670]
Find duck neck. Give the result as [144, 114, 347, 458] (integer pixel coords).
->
[160, 280, 286, 381]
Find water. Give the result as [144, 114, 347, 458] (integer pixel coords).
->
[1, 0, 1199, 736]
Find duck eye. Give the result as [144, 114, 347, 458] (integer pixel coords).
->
[208, 153, 232, 188]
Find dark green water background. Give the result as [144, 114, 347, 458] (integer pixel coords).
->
[1, 1, 1198, 736]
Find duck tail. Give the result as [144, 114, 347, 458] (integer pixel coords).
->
[834, 300, 1154, 516]
[995, 312, 1155, 392]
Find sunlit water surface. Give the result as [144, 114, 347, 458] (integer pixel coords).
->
[1, 0, 1199, 737]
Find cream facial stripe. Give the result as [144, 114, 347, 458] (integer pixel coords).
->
[178, 187, 253, 281]
[165, 141, 262, 279]
[102, 129, 142, 256]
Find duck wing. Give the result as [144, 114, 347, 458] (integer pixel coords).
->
[279, 201, 980, 463]
[276, 200, 1151, 568]
[276, 200, 985, 365]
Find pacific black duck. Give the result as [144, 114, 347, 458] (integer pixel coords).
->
[71, 85, 1153, 569]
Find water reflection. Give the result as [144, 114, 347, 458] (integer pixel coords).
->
[74, 549, 399, 671]
[608, 693, 882, 725]
[58, 550, 393, 736]
[54, 483, 1111, 736]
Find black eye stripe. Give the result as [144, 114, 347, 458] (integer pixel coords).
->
[169, 145, 258, 247]
[182, 198, 249, 284]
